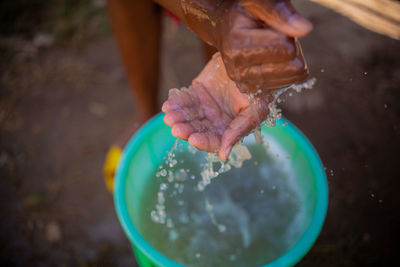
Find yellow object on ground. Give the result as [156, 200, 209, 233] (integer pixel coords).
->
[104, 145, 123, 193]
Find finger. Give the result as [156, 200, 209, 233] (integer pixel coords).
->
[241, 0, 313, 37]
[219, 108, 258, 161]
[162, 88, 184, 112]
[189, 132, 221, 153]
[224, 27, 297, 65]
[237, 69, 308, 94]
[171, 123, 195, 140]
[162, 87, 197, 112]
[164, 110, 187, 126]
[226, 56, 308, 88]
[162, 99, 179, 112]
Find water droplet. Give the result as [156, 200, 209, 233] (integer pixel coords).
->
[175, 169, 188, 182]
[168, 171, 174, 183]
[197, 181, 205, 191]
[205, 199, 213, 212]
[188, 145, 197, 154]
[150, 211, 159, 223]
[229, 144, 251, 168]
[166, 218, 174, 228]
[253, 127, 263, 144]
[169, 229, 179, 242]
[169, 159, 177, 168]
[160, 183, 168, 191]
[178, 184, 184, 193]
[218, 224, 226, 233]
[158, 192, 165, 204]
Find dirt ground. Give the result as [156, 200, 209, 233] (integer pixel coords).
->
[1, 1, 399, 266]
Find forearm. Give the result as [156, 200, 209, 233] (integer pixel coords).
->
[153, 0, 226, 46]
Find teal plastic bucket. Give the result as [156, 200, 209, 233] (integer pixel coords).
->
[114, 113, 328, 267]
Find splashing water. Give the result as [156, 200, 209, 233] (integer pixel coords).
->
[151, 140, 253, 232]
[248, 93, 264, 145]
[139, 139, 305, 267]
[151, 78, 316, 228]
[263, 78, 317, 127]
[197, 144, 253, 191]
[205, 197, 226, 233]
[246, 78, 316, 145]
[147, 77, 317, 265]
[152, 139, 180, 224]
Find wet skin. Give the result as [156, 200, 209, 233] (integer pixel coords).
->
[162, 53, 273, 161]
[177, 0, 313, 93]
[159, 0, 313, 159]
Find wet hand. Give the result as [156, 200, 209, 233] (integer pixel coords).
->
[162, 53, 273, 161]
[215, 0, 313, 93]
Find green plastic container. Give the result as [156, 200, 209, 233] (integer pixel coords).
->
[114, 113, 328, 267]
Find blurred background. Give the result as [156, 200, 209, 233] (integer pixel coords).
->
[0, 0, 399, 266]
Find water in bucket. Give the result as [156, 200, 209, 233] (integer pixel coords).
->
[137, 136, 306, 267]
[114, 114, 327, 267]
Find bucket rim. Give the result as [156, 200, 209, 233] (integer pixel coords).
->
[114, 113, 328, 267]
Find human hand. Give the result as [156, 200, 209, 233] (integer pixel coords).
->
[162, 53, 273, 160]
[215, 0, 313, 93]
[181, 0, 313, 94]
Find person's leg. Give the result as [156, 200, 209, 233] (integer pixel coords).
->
[107, 0, 162, 123]
[105, 0, 161, 191]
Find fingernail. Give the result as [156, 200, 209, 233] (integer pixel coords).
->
[288, 14, 313, 34]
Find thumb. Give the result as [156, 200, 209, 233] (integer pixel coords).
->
[240, 0, 313, 37]
[219, 94, 273, 161]
[219, 108, 258, 161]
